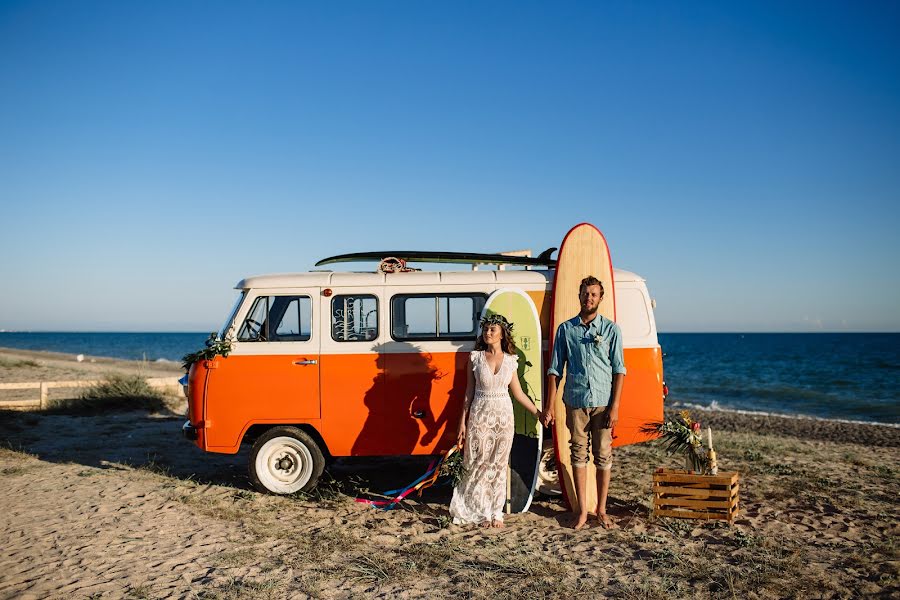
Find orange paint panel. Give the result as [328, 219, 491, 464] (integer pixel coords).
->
[204, 354, 320, 450]
[614, 346, 665, 447]
[319, 350, 467, 456]
[319, 353, 384, 456]
[384, 350, 468, 456]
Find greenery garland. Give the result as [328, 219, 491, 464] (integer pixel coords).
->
[181, 333, 233, 371]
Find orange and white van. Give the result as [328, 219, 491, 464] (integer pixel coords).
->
[183, 266, 665, 494]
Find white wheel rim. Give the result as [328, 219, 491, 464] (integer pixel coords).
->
[255, 436, 314, 494]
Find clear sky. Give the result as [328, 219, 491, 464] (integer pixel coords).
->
[1, 1, 898, 332]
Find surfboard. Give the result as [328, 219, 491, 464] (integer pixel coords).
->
[481, 288, 543, 513]
[549, 223, 616, 516]
[316, 249, 557, 268]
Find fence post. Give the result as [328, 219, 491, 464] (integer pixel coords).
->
[40, 382, 48, 410]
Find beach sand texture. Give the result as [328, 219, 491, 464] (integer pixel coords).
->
[0, 347, 897, 599]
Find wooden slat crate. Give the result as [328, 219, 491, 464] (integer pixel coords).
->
[652, 469, 740, 522]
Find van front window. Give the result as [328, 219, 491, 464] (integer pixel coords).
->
[237, 295, 312, 342]
[219, 292, 246, 339]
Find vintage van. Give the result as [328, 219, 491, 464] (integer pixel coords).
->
[183, 264, 666, 495]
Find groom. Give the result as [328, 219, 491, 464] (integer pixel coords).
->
[542, 275, 626, 530]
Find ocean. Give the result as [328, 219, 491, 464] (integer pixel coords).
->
[1, 332, 897, 424]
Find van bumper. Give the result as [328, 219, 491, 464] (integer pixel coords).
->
[182, 420, 198, 441]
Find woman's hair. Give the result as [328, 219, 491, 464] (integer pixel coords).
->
[474, 319, 518, 355]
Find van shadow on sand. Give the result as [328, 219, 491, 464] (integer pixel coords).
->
[0, 408, 451, 502]
[0, 408, 651, 525]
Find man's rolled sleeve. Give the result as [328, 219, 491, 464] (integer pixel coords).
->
[610, 323, 626, 375]
[547, 325, 566, 377]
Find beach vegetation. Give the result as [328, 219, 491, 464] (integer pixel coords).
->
[0, 464, 35, 477]
[45, 373, 165, 414]
[869, 464, 894, 478]
[123, 584, 155, 599]
[0, 357, 39, 368]
[743, 448, 763, 461]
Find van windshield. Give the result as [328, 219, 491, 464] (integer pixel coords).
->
[219, 292, 246, 339]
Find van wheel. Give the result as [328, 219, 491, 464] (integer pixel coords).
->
[249, 427, 324, 494]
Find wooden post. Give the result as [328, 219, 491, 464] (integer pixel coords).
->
[40, 382, 48, 410]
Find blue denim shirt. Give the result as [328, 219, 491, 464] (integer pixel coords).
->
[547, 314, 626, 408]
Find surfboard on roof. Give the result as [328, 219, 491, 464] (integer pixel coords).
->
[315, 248, 557, 268]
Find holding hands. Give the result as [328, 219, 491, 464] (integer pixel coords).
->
[540, 406, 554, 428]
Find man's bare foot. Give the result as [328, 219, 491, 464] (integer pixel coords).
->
[573, 513, 589, 530]
[491, 519, 504, 528]
[597, 513, 617, 529]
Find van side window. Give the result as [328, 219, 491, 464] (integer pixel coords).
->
[615, 288, 651, 338]
[390, 294, 486, 341]
[237, 295, 312, 342]
[332, 295, 379, 342]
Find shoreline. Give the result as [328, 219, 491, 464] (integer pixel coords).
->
[671, 400, 900, 429]
[0, 345, 183, 365]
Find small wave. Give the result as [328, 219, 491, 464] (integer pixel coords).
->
[154, 358, 177, 364]
[668, 400, 900, 429]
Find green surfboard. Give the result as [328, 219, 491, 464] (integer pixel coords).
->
[482, 288, 543, 513]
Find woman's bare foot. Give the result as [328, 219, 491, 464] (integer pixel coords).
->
[597, 512, 617, 529]
[573, 513, 589, 530]
[491, 519, 505, 528]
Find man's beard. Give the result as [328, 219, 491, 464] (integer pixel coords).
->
[580, 302, 599, 316]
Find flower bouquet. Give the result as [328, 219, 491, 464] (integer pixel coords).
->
[641, 410, 711, 473]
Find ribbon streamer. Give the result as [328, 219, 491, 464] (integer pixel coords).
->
[355, 445, 460, 510]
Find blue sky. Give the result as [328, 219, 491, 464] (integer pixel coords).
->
[1, 1, 898, 332]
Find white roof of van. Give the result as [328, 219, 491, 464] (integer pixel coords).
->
[236, 268, 644, 290]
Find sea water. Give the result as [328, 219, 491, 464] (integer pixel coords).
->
[1, 332, 897, 424]
[659, 333, 899, 425]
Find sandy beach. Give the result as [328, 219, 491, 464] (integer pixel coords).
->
[0, 346, 897, 599]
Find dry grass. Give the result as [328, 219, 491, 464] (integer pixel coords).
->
[0, 357, 40, 369]
[44, 373, 167, 414]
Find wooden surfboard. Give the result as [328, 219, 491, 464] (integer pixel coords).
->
[482, 288, 543, 513]
[549, 223, 616, 515]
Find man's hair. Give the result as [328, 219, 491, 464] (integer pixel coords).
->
[579, 275, 604, 298]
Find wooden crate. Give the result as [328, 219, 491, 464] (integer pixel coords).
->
[652, 469, 739, 522]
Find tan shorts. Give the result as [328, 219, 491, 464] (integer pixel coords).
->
[565, 405, 613, 470]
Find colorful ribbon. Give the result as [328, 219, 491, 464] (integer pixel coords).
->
[355, 445, 459, 510]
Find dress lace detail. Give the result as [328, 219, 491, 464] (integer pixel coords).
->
[449, 351, 517, 524]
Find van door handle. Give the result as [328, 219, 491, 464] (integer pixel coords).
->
[293, 359, 318, 366]
[412, 410, 426, 419]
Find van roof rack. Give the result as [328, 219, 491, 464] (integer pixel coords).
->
[315, 248, 557, 268]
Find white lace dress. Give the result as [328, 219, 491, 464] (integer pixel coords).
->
[449, 350, 517, 524]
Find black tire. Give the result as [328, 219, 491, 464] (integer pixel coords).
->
[248, 426, 325, 494]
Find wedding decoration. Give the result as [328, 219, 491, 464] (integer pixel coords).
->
[181, 333, 233, 371]
[640, 410, 710, 473]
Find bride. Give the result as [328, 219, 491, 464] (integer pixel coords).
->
[449, 313, 541, 527]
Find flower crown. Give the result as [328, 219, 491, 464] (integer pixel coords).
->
[480, 313, 514, 334]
